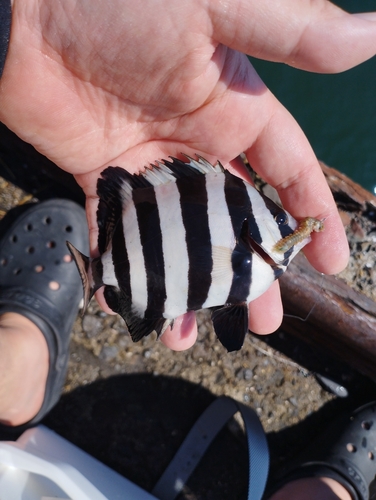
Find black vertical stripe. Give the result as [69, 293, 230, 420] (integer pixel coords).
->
[133, 187, 166, 316]
[112, 217, 132, 300]
[177, 175, 212, 310]
[223, 172, 254, 303]
[259, 192, 295, 264]
[223, 171, 261, 244]
[226, 220, 253, 304]
[259, 193, 293, 239]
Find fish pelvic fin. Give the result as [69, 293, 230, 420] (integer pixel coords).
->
[211, 303, 249, 352]
[66, 241, 99, 313]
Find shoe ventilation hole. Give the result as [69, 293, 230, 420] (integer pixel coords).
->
[369, 452, 374, 460]
[26, 246, 35, 254]
[63, 254, 72, 263]
[346, 443, 357, 453]
[13, 267, 22, 276]
[43, 217, 52, 225]
[49, 281, 60, 291]
[10, 234, 17, 243]
[46, 241, 56, 249]
[362, 421, 372, 430]
[65, 225, 73, 232]
[25, 223, 33, 231]
[0, 258, 7, 266]
[34, 265, 44, 273]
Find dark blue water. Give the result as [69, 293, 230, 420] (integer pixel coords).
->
[248, 0, 376, 193]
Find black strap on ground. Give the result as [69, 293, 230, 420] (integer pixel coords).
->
[152, 396, 269, 500]
[0, 0, 11, 78]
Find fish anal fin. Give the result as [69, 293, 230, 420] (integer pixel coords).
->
[103, 286, 170, 342]
[211, 303, 249, 352]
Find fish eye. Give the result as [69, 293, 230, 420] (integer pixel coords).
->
[274, 212, 288, 226]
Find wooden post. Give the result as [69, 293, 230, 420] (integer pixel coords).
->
[278, 163, 376, 381]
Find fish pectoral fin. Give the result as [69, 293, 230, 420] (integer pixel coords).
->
[210, 245, 234, 282]
[211, 303, 249, 352]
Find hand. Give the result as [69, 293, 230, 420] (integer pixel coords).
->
[0, 0, 375, 350]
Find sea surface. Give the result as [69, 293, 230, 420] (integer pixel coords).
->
[248, 0, 376, 193]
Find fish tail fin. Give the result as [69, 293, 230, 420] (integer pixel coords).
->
[66, 241, 98, 313]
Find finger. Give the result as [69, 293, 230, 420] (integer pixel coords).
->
[95, 288, 117, 315]
[248, 280, 283, 335]
[210, 0, 376, 72]
[159, 311, 198, 351]
[244, 93, 349, 275]
[85, 195, 100, 256]
[173, 58, 349, 275]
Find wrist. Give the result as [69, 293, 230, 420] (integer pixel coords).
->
[0, 0, 11, 78]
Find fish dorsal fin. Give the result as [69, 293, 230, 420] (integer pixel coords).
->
[97, 166, 135, 253]
[140, 155, 224, 186]
[97, 155, 224, 251]
[164, 154, 224, 177]
[140, 162, 177, 186]
[97, 165, 159, 253]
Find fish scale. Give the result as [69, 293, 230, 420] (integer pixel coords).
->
[67, 155, 323, 352]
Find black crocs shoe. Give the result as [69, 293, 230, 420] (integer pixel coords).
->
[0, 199, 88, 435]
[266, 402, 376, 500]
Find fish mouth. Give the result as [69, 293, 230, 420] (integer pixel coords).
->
[253, 216, 298, 267]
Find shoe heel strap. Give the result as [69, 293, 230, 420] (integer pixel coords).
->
[152, 396, 269, 500]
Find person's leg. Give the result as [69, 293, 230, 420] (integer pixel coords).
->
[270, 477, 352, 500]
[0, 199, 88, 431]
[0, 313, 49, 426]
[266, 401, 376, 500]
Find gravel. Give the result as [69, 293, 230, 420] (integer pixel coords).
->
[2, 174, 376, 499]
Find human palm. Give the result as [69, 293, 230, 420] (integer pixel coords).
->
[0, 0, 375, 349]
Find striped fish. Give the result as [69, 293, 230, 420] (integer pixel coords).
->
[68, 155, 320, 352]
